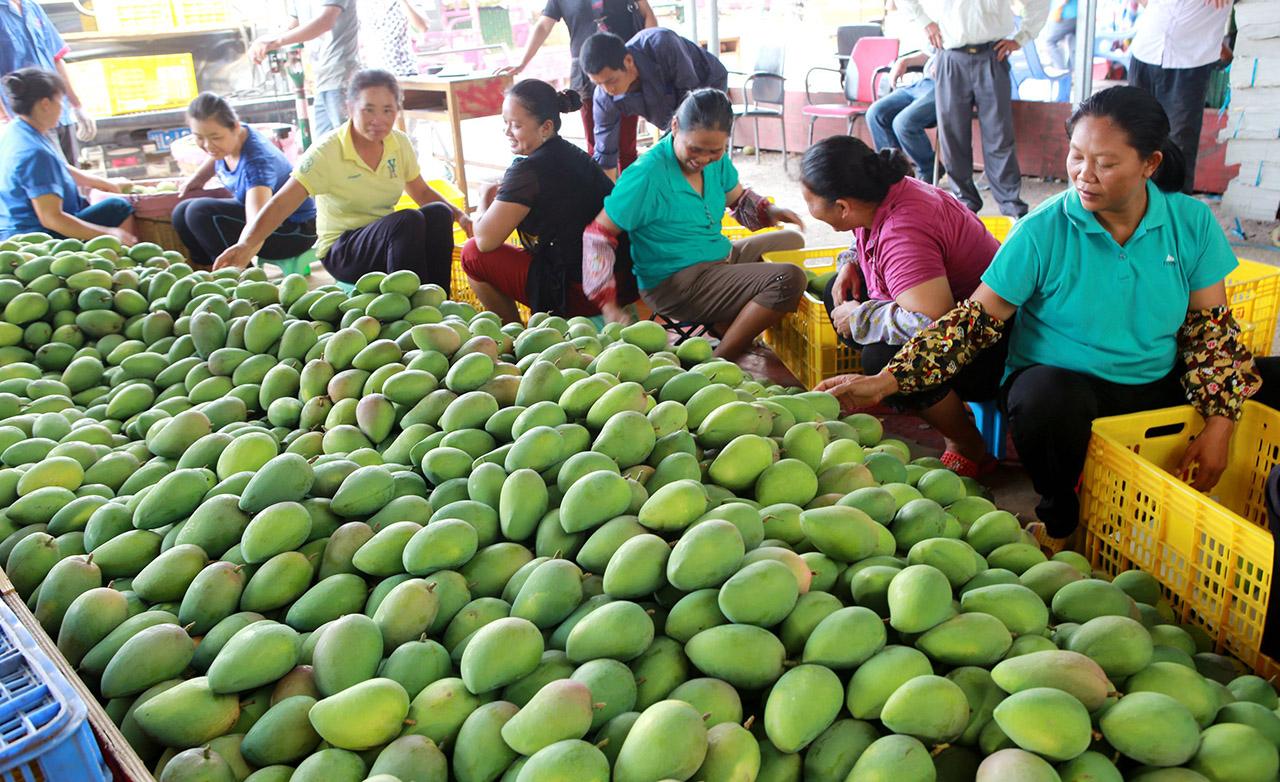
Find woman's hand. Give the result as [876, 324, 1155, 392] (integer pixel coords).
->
[768, 204, 805, 230]
[495, 64, 524, 77]
[829, 300, 859, 339]
[178, 177, 200, 199]
[456, 212, 474, 238]
[601, 301, 634, 325]
[831, 262, 863, 306]
[214, 243, 255, 271]
[814, 371, 898, 414]
[108, 226, 138, 245]
[1178, 416, 1234, 491]
[98, 178, 130, 195]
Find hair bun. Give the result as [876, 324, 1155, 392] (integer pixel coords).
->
[557, 89, 583, 114]
[2, 73, 25, 97]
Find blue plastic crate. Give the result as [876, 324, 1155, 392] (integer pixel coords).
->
[0, 604, 111, 781]
[146, 127, 190, 152]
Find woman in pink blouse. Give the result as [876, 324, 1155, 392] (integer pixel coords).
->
[799, 134, 1007, 477]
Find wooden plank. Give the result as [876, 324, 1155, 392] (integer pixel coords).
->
[0, 570, 156, 782]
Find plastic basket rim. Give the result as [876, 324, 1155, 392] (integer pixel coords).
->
[1086, 400, 1278, 569]
[1228, 258, 1280, 284]
[0, 606, 88, 775]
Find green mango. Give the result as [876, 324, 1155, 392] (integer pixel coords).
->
[500, 679, 594, 755]
[133, 677, 240, 749]
[207, 620, 300, 694]
[100, 623, 195, 699]
[612, 699, 709, 782]
[308, 677, 410, 750]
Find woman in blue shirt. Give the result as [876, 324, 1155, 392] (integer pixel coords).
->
[817, 86, 1262, 550]
[172, 93, 318, 268]
[0, 68, 134, 242]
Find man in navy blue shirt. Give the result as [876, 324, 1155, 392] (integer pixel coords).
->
[580, 28, 727, 178]
[0, 0, 97, 161]
[498, 0, 657, 172]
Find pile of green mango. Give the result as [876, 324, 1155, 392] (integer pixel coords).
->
[0, 229, 1277, 782]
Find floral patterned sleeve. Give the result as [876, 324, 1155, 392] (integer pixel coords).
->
[1177, 306, 1262, 421]
[884, 300, 1007, 394]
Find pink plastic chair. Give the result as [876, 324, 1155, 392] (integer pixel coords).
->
[802, 36, 901, 145]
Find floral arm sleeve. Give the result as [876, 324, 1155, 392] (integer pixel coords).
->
[729, 187, 775, 232]
[1177, 306, 1262, 421]
[884, 300, 1008, 393]
[582, 221, 619, 306]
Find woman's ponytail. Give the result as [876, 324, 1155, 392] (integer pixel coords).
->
[507, 79, 577, 133]
[1, 68, 65, 118]
[556, 89, 583, 114]
[1151, 137, 1188, 194]
[801, 135, 910, 204]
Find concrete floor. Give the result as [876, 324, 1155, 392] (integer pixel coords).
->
[293, 137, 1279, 523]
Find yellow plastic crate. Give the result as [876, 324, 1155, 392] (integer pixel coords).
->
[1226, 259, 1280, 358]
[760, 215, 1014, 388]
[398, 181, 506, 247]
[980, 215, 1014, 243]
[90, 0, 174, 32]
[449, 249, 531, 321]
[171, 0, 230, 26]
[66, 54, 197, 117]
[1080, 401, 1280, 675]
[761, 247, 862, 388]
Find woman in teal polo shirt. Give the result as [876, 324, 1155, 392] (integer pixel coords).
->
[582, 88, 806, 360]
[817, 86, 1261, 550]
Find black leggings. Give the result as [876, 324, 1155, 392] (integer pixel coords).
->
[1253, 356, 1280, 410]
[1002, 364, 1186, 538]
[822, 277, 1008, 411]
[172, 198, 316, 266]
[322, 203, 455, 294]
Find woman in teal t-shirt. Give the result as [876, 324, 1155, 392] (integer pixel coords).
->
[817, 86, 1261, 550]
[581, 88, 806, 361]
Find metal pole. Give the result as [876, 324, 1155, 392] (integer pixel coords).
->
[708, 0, 719, 56]
[688, 0, 698, 46]
[1070, 0, 1097, 104]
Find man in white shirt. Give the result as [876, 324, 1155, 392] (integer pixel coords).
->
[1128, 0, 1232, 193]
[895, 0, 1049, 217]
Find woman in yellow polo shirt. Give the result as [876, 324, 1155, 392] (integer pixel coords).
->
[214, 69, 469, 290]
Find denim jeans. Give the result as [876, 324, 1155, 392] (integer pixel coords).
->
[866, 78, 938, 183]
[311, 89, 348, 138]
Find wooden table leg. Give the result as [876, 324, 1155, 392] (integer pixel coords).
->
[445, 86, 470, 211]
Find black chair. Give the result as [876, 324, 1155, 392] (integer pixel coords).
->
[653, 313, 717, 345]
[729, 44, 789, 171]
[836, 24, 883, 80]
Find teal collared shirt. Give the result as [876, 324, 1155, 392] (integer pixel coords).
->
[603, 135, 738, 291]
[982, 180, 1238, 385]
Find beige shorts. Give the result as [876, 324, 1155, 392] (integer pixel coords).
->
[640, 229, 807, 324]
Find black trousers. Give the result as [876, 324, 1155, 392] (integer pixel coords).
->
[172, 198, 317, 266]
[1002, 364, 1186, 537]
[323, 203, 454, 293]
[1253, 356, 1280, 410]
[823, 278, 1008, 411]
[1129, 58, 1217, 194]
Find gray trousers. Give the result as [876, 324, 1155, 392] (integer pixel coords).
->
[935, 47, 1027, 217]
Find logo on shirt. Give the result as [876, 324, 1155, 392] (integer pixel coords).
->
[387, 158, 397, 178]
[1165, 254, 1177, 264]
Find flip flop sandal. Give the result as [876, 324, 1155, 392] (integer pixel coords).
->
[1025, 521, 1076, 556]
[941, 450, 997, 479]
